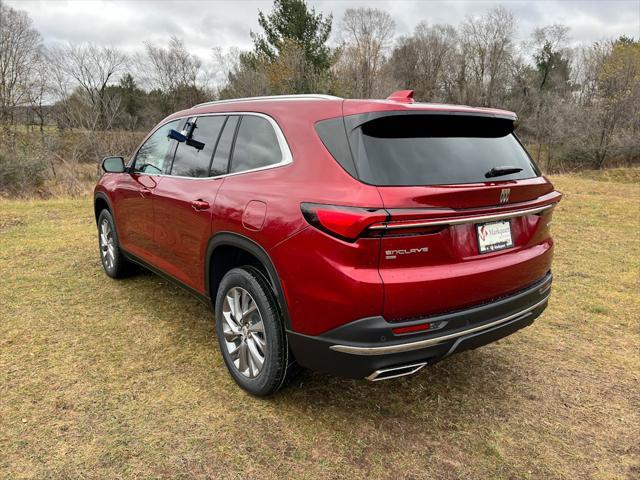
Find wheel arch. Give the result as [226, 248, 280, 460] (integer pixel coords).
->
[94, 192, 113, 223]
[206, 232, 291, 329]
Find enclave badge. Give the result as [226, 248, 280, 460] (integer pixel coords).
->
[385, 247, 429, 260]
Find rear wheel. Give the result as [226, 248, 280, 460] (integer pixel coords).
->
[215, 267, 289, 396]
[97, 209, 132, 279]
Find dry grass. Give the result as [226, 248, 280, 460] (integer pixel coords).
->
[1, 169, 638, 479]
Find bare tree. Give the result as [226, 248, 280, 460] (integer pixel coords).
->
[460, 6, 517, 106]
[142, 36, 202, 91]
[521, 25, 573, 169]
[217, 48, 270, 99]
[337, 8, 395, 98]
[0, 2, 42, 125]
[25, 48, 54, 134]
[392, 23, 458, 102]
[138, 36, 210, 113]
[587, 39, 640, 168]
[49, 43, 127, 130]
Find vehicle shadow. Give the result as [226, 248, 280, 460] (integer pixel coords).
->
[277, 349, 525, 419]
[131, 269, 534, 428]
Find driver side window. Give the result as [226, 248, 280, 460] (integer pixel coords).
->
[133, 120, 181, 174]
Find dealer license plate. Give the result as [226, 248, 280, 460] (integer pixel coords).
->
[476, 220, 514, 254]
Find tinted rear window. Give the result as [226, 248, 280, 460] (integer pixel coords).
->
[347, 114, 539, 186]
[230, 116, 282, 173]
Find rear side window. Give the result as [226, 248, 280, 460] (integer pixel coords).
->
[349, 114, 539, 186]
[170, 115, 226, 178]
[211, 115, 239, 176]
[133, 120, 180, 174]
[230, 116, 282, 173]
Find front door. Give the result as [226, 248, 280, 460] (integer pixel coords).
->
[114, 119, 180, 259]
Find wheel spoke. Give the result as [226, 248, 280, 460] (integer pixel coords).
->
[250, 332, 266, 350]
[228, 343, 241, 361]
[238, 342, 249, 373]
[225, 293, 237, 319]
[241, 290, 251, 318]
[246, 338, 264, 374]
[243, 302, 257, 318]
[222, 311, 241, 334]
[247, 348, 260, 378]
[233, 289, 242, 322]
[248, 319, 264, 333]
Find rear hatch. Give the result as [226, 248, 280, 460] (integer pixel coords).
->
[325, 110, 561, 321]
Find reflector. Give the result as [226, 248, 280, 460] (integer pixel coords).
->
[392, 323, 431, 335]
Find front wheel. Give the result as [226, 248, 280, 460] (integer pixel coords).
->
[214, 267, 290, 396]
[97, 209, 132, 279]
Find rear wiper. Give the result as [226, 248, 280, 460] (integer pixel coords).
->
[485, 166, 523, 178]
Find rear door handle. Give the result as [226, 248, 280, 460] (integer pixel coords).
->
[191, 199, 210, 211]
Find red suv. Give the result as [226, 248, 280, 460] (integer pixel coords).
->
[95, 91, 561, 395]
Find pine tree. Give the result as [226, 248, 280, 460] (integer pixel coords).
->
[250, 0, 333, 72]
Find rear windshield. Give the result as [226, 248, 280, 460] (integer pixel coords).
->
[346, 114, 539, 186]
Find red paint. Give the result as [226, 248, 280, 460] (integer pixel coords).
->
[95, 95, 561, 337]
[242, 200, 267, 231]
[386, 90, 415, 103]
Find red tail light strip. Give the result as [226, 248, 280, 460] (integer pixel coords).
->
[300, 203, 388, 242]
[368, 203, 557, 231]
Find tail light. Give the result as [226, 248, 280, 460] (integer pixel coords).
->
[301, 203, 449, 241]
[300, 203, 388, 242]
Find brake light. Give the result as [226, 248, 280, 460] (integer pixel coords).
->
[301, 203, 388, 242]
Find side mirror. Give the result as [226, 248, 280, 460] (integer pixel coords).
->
[102, 156, 126, 173]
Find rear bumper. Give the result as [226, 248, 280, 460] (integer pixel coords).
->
[287, 272, 552, 379]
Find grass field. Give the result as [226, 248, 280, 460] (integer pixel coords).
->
[1, 169, 638, 479]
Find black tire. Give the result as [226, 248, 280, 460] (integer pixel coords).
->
[97, 209, 133, 279]
[215, 266, 290, 396]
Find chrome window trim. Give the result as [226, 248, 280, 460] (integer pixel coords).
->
[329, 294, 551, 356]
[130, 112, 293, 181]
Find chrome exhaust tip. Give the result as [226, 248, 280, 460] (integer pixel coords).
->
[365, 362, 427, 381]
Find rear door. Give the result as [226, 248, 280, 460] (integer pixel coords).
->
[345, 113, 560, 320]
[152, 115, 238, 292]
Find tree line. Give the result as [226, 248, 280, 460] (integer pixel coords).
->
[0, 0, 638, 195]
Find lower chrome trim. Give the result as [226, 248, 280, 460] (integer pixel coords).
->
[330, 294, 550, 356]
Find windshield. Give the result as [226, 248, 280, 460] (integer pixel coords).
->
[348, 114, 540, 186]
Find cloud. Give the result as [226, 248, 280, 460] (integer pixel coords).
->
[6, 0, 639, 59]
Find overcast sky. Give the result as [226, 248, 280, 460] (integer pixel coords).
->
[6, 0, 640, 61]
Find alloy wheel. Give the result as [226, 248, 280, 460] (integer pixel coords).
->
[99, 219, 116, 270]
[221, 287, 267, 378]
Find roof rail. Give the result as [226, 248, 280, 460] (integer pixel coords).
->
[192, 94, 342, 109]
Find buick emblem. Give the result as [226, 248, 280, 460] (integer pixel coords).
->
[499, 188, 510, 204]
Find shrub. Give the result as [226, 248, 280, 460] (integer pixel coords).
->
[0, 146, 49, 197]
